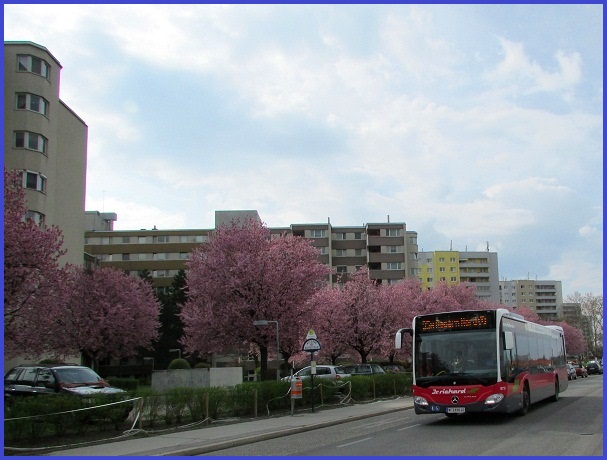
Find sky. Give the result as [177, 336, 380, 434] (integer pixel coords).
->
[3, 4, 603, 298]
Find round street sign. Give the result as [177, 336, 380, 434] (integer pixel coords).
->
[302, 338, 321, 352]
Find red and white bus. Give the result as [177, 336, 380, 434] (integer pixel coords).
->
[395, 308, 568, 416]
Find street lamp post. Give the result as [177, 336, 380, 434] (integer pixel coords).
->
[169, 348, 181, 360]
[253, 320, 280, 381]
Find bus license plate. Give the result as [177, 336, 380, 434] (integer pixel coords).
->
[447, 407, 465, 414]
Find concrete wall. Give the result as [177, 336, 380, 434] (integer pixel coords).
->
[151, 367, 243, 392]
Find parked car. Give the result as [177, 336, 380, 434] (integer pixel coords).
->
[572, 363, 588, 378]
[382, 364, 407, 374]
[281, 365, 350, 382]
[586, 361, 603, 375]
[342, 363, 386, 376]
[566, 363, 577, 380]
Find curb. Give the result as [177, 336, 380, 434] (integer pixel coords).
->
[153, 405, 413, 456]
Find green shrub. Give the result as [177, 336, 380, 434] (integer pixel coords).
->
[194, 362, 211, 368]
[106, 377, 139, 391]
[168, 358, 191, 369]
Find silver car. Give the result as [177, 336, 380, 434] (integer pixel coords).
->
[281, 365, 350, 382]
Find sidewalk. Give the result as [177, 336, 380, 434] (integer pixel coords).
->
[44, 397, 414, 456]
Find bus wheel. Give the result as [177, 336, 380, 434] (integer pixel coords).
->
[550, 380, 559, 402]
[518, 383, 530, 416]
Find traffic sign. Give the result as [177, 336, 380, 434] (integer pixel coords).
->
[302, 338, 321, 352]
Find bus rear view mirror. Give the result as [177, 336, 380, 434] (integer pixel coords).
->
[504, 331, 514, 350]
[395, 328, 413, 349]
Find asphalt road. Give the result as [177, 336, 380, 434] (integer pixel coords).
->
[203, 375, 603, 456]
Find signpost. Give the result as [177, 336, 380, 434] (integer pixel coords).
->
[302, 329, 321, 413]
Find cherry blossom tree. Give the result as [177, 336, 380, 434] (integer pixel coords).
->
[307, 285, 350, 365]
[47, 265, 161, 367]
[4, 168, 68, 358]
[180, 218, 330, 380]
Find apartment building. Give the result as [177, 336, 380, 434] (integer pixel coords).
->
[4, 41, 88, 266]
[418, 250, 500, 303]
[84, 210, 420, 290]
[499, 279, 563, 320]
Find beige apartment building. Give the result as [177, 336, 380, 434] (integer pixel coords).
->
[4, 41, 88, 266]
[84, 210, 420, 290]
[499, 279, 563, 320]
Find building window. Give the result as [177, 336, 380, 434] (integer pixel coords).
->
[138, 253, 147, 261]
[387, 262, 402, 270]
[440, 267, 446, 272]
[179, 252, 188, 260]
[24, 210, 45, 225]
[21, 170, 46, 192]
[427, 268, 433, 273]
[121, 254, 130, 261]
[354, 232, 362, 240]
[410, 252, 418, 260]
[409, 236, 417, 244]
[155, 235, 169, 243]
[439, 257, 445, 262]
[427, 277, 433, 283]
[387, 246, 399, 253]
[336, 266, 347, 274]
[426, 258, 432, 263]
[138, 236, 146, 244]
[450, 257, 456, 262]
[180, 235, 188, 243]
[17, 54, 50, 79]
[311, 229, 326, 238]
[450, 267, 456, 272]
[335, 232, 346, 240]
[195, 235, 207, 242]
[153, 253, 167, 260]
[335, 249, 347, 257]
[154, 270, 171, 277]
[355, 249, 363, 256]
[451, 277, 457, 282]
[16, 93, 49, 116]
[14, 131, 47, 154]
[386, 229, 400, 237]
[122, 236, 131, 244]
[318, 246, 327, 255]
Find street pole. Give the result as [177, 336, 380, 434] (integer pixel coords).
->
[275, 321, 280, 381]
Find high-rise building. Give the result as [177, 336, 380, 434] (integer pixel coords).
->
[4, 41, 88, 266]
[418, 250, 500, 303]
[499, 279, 563, 320]
[84, 211, 420, 290]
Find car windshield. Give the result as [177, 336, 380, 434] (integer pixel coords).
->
[54, 367, 104, 385]
[414, 330, 498, 387]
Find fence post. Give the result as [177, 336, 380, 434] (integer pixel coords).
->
[205, 393, 210, 425]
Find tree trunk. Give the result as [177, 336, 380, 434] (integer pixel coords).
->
[260, 345, 268, 381]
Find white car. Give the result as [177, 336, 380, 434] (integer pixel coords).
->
[281, 365, 351, 382]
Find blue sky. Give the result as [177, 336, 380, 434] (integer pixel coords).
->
[4, 4, 603, 298]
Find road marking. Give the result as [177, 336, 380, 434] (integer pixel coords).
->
[337, 437, 372, 448]
[397, 423, 422, 431]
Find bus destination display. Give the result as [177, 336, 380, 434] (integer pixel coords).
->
[418, 312, 494, 332]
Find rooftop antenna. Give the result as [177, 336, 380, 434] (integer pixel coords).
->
[486, 241, 489, 251]
[387, 214, 390, 223]
[102, 190, 105, 213]
[450, 240, 453, 251]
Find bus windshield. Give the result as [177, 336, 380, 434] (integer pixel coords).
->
[415, 330, 498, 387]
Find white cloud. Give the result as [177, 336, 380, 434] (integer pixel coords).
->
[485, 37, 583, 94]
